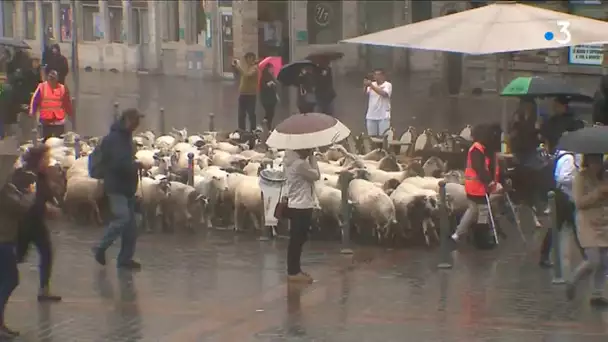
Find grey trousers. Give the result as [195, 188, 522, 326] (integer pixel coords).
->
[454, 194, 503, 238]
[570, 247, 608, 297]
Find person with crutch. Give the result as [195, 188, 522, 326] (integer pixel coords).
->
[451, 124, 503, 248]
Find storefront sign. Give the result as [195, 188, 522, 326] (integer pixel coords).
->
[568, 0, 605, 65]
[569, 45, 603, 65]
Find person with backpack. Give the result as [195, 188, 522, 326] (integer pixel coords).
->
[539, 148, 586, 268]
[91, 109, 145, 270]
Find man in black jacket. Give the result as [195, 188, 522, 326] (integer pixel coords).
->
[540, 97, 584, 154]
[93, 109, 144, 270]
[43, 44, 69, 84]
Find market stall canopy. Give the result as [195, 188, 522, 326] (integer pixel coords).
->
[501, 76, 593, 102]
[340, 2, 608, 55]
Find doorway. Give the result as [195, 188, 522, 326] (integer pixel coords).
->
[258, 0, 289, 63]
[444, 9, 463, 95]
[362, 1, 394, 71]
[133, 8, 149, 70]
[218, 7, 234, 78]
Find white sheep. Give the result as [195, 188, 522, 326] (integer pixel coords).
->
[347, 179, 397, 243]
[135, 149, 157, 170]
[314, 181, 343, 234]
[215, 141, 246, 154]
[136, 176, 171, 232]
[321, 174, 339, 189]
[66, 157, 90, 180]
[162, 181, 208, 232]
[196, 167, 230, 228]
[243, 162, 261, 176]
[390, 186, 437, 246]
[63, 175, 104, 224]
[402, 176, 443, 191]
[45, 137, 64, 148]
[233, 176, 264, 231]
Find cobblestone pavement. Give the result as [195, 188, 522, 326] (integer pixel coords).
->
[66, 70, 598, 138]
[4, 223, 608, 342]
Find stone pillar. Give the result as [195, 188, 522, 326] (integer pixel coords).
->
[289, 1, 307, 60]
[14, 1, 26, 39]
[98, 0, 110, 43]
[167, 0, 178, 42]
[51, 0, 61, 41]
[178, 0, 187, 42]
[36, 0, 47, 44]
[122, 0, 134, 45]
[340, 0, 359, 73]
[75, 0, 84, 43]
[147, 0, 162, 72]
[232, 0, 257, 60]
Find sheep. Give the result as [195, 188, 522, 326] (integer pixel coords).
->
[243, 162, 261, 176]
[215, 141, 247, 154]
[155, 135, 176, 149]
[317, 161, 345, 175]
[45, 137, 64, 148]
[63, 176, 104, 224]
[136, 176, 171, 232]
[321, 174, 339, 189]
[233, 176, 264, 232]
[392, 182, 441, 245]
[162, 181, 208, 232]
[195, 167, 230, 227]
[361, 149, 388, 161]
[347, 178, 397, 243]
[422, 156, 447, 177]
[401, 176, 443, 191]
[66, 157, 90, 180]
[314, 181, 343, 235]
[187, 135, 204, 145]
[135, 149, 157, 170]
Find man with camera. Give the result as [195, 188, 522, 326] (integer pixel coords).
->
[232, 52, 259, 132]
[364, 69, 392, 137]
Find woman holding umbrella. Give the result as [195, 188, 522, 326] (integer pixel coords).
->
[259, 63, 279, 130]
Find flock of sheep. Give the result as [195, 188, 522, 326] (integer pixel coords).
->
[12, 127, 492, 247]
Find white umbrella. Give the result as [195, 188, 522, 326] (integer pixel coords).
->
[266, 113, 351, 150]
[341, 2, 608, 55]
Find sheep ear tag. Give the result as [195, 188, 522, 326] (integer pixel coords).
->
[477, 204, 489, 224]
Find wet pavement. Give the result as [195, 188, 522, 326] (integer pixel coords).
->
[67, 70, 599, 138]
[6, 223, 608, 342]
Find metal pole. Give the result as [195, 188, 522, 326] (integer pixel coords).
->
[339, 170, 353, 255]
[70, 0, 79, 131]
[159, 107, 166, 135]
[548, 191, 566, 284]
[187, 153, 195, 186]
[37, 0, 46, 62]
[437, 181, 453, 269]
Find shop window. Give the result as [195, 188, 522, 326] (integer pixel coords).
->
[82, 4, 101, 41]
[164, 1, 180, 42]
[307, 0, 342, 45]
[60, 4, 72, 41]
[2, 1, 15, 38]
[109, 7, 123, 43]
[25, 2, 36, 40]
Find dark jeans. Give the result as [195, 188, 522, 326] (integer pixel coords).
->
[262, 102, 276, 129]
[540, 192, 585, 261]
[41, 124, 65, 142]
[0, 243, 19, 325]
[96, 194, 137, 264]
[17, 218, 53, 290]
[287, 208, 312, 276]
[238, 94, 257, 131]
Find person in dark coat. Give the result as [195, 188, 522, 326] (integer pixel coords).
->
[93, 109, 144, 270]
[540, 97, 584, 154]
[0, 167, 37, 338]
[313, 59, 336, 115]
[44, 44, 69, 84]
[259, 64, 278, 130]
[592, 75, 608, 126]
[296, 66, 316, 114]
[15, 145, 63, 303]
[509, 98, 540, 162]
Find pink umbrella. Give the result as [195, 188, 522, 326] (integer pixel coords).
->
[258, 56, 282, 88]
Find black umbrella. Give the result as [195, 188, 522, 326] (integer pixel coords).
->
[0, 37, 31, 50]
[501, 76, 593, 102]
[557, 126, 608, 154]
[277, 60, 317, 87]
[305, 50, 344, 62]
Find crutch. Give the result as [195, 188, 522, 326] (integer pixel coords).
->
[484, 193, 499, 245]
[503, 191, 527, 244]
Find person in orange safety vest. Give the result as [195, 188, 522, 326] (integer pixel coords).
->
[452, 123, 503, 242]
[29, 70, 73, 141]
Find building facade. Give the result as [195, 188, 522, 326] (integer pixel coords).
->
[0, 1, 606, 83]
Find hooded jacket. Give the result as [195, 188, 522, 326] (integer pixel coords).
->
[102, 121, 139, 197]
[44, 44, 69, 84]
[284, 150, 320, 209]
[0, 170, 36, 243]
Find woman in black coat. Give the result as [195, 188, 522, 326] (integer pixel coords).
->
[259, 64, 278, 130]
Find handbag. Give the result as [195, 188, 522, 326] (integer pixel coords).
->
[273, 184, 288, 219]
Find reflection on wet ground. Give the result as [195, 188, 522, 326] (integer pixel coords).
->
[6, 224, 608, 341]
[67, 70, 599, 138]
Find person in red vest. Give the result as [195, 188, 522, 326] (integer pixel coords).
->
[451, 124, 503, 242]
[29, 70, 73, 141]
